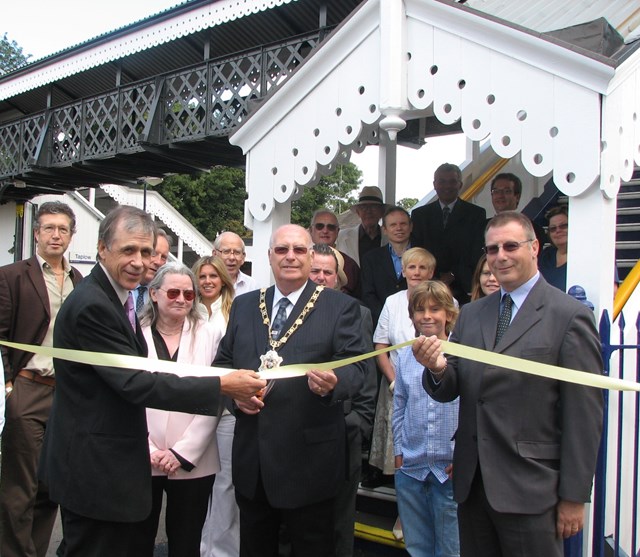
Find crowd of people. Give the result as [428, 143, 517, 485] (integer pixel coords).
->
[0, 163, 605, 557]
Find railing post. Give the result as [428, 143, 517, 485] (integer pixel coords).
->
[593, 310, 612, 557]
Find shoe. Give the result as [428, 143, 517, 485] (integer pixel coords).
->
[392, 516, 404, 541]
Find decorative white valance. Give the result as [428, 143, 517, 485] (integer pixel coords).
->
[231, 0, 640, 222]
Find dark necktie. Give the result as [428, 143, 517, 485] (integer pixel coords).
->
[125, 292, 136, 332]
[271, 298, 290, 340]
[442, 206, 451, 228]
[494, 293, 513, 347]
[135, 285, 147, 313]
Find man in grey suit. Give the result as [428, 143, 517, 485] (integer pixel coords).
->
[413, 211, 603, 557]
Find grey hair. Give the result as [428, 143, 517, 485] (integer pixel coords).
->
[139, 262, 203, 332]
[98, 206, 156, 254]
[156, 228, 174, 248]
[213, 231, 246, 252]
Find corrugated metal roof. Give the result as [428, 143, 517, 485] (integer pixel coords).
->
[0, 0, 361, 120]
[464, 0, 640, 43]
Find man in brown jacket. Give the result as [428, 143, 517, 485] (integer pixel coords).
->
[0, 201, 83, 557]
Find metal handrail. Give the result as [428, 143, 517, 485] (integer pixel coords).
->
[460, 157, 509, 201]
[614, 259, 640, 320]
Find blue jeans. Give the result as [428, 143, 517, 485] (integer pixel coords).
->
[395, 470, 460, 557]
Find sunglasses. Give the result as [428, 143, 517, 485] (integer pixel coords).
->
[313, 223, 338, 232]
[483, 239, 533, 256]
[271, 246, 309, 256]
[548, 223, 568, 233]
[158, 288, 196, 301]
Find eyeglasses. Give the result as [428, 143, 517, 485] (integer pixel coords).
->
[548, 223, 568, 233]
[158, 288, 196, 301]
[491, 188, 515, 196]
[218, 248, 244, 257]
[313, 223, 338, 232]
[483, 239, 534, 256]
[271, 246, 309, 256]
[40, 224, 71, 236]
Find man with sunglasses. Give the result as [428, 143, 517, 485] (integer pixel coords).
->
[215, 224, 367, 557]
[309, 209, 360, 297]
[40, 206, 266, 557]
[413, 211, 603, 557]
[0, 201, 82, 557]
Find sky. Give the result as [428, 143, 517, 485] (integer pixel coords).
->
[3, 0, 466, 202]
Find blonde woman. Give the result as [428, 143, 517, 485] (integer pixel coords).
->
[192, 256, 234, 328]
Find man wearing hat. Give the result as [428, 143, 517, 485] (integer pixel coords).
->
[337, 186, 389, 266]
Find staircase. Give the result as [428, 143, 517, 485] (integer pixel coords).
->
[615, 167, 640, 282]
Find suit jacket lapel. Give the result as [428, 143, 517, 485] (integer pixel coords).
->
[480, 293, 500, 350]
[25, 257, 50, 318]
[253, 286, 274, 357]
[494, 280, 544, 353]
[92, 264, 147, 354]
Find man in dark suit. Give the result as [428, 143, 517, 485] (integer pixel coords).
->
[413, 211, 603, 557]
[39, 206, 266, 557]
[360, 206, 411, 325]
[411, 163, 486, 303]
[215, 224, 367, 557]
[0, 201, 82, 557]
[309, 244, 377, 557]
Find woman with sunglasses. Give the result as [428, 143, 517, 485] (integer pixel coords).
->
[134, 262, 224, 557]
[539, 205, 568, 291]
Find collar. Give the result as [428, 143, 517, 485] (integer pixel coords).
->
[36, 253, 70, 273]
[438, 199, 458, 211]
[99, 262, 130, 305]
[273, 282, 307, 311]
[500, 272, 540, 312]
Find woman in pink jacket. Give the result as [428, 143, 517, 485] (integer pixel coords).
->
[135, 263, 224, 557]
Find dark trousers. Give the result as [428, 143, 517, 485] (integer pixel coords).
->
[457, 468, 562, 557]
[0, 377, 57, 557]
[334, 425, 362, 557]
[236, 476, 336, 557]
[60, 507, 141, 557]
[132, 474, 215, 557]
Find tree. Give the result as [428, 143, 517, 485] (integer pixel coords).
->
[154, 166, 249, 240]
[398, 197, 418, 210]
[0, 33, 30, 75]
[290, 163, 362, 226]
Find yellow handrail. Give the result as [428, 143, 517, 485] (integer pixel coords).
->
[461, 157, 510, 201]
[614, 259, 640, 320]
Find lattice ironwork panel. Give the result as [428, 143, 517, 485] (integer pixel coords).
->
[0, 121, 21, 176]
[162, 68, 208, 142]
[51, 104, 82, 165]
[83, 92, 119, 159]
[22, 115, 46, 167]
[119, 81, 156, 152]
[208, 53, 262, 137]
[262, 37, 318, 94]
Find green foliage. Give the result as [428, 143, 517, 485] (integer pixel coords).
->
[291, 163, 362, 226]
[0, 33, 30, 75]
[398, 197, 418, 210]
[154, 166, 249, 239]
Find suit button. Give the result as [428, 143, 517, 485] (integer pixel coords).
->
[478, 399, 484, 405]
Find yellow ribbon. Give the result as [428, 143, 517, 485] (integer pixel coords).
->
[1, 338, 637, 392]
